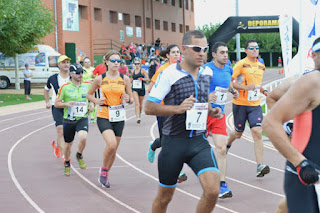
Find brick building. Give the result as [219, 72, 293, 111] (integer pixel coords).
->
[41, 0, 195, 64]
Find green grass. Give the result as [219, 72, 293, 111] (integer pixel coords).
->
[0, 94, 44, 107]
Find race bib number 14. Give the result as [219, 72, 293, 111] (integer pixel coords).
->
[70, 102, 87, 117]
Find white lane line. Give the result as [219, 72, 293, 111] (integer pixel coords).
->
[74, 166, 129, 170]
[0, 111, 49, 123]
[0, 116, 51, 133]
[71, 164, 140, 213]
[8, 123, 53, 213]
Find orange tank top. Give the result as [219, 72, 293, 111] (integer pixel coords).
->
[97, 73, 125, 119]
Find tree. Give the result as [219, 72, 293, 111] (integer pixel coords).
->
[0, 0, 55, 89]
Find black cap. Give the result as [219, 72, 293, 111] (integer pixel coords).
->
[69, 64, 83, 73]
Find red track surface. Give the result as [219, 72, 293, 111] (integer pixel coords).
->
[0, 70, 285, 213]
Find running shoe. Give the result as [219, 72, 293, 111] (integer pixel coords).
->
[90, 118, 96, 123]
[64, 164, 70, 176]
[76, 154, 87, 169]
[219, 182, 232, 198]
[256, 164, 270, 177]
[98, 167, 110, 188]
[51, 141, 61, 158]
[137, 118, 141, 124]
[177, 171, 188, 183]
[147, 141, 155, 163]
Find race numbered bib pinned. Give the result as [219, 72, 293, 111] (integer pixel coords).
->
[213, 86, 228, 105]
[132, 80, 142, 89]
[69, 101, 87, 118]
[109, 104, 126, 122]
[248, 85, 260, 101]
[186, 103, 208, 131]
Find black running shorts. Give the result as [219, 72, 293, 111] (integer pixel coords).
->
[97, 117, 125, 137]
[63, 118, 89, 143]
[132, 89, 145, 97]
[51, 105, 64, 127]
[232, 104, 263, 132]
[158, 134, 219, 187]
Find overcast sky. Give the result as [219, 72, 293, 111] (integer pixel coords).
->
[194, 0, 300, 27]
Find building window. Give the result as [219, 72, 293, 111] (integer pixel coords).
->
[186, 25, 189, 32]
[155, 19, 160, 30]
[94, 8, 102, 21]
[123, 13, 130, 25]
[135, 16, 142, 27]
[163, 21, 168, 31]
[170, 0, 175, 6]
[171, 23, 176, 32]
[184, 0, 188, 9]
[109, 11, 118, 24]
[179, 0, 182, 8]
[179, 24, 183, 33]
[146, 17, 151, 28]
[78, 5, 88, 19]
[190, 0, 194, 11]
[162, 0, 167, 3]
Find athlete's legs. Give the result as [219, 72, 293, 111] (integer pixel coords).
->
[212, 134, 228, 182]
[152, 186, 175, 213]
[227, 130, 243, 146]
[56, 125, 65, 153]
[64, 141, 73, 162]
[77, 130, 87, 154]
[101, 129, 121, 170]
[132, 91, 140, 118]
[250, 126, 263, 164]
[197, 171, 220, 213]
[138, 95, 144, 117]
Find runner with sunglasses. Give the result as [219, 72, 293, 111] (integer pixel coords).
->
[145, 30, 221, 212]
[131, 57, 149, 124]
[226, 39, 270, 178]
[147, 44, 188, 183]
[87, 50, 133, 188]
[55, 64, 94, 176]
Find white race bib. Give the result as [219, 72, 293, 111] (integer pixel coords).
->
[70, 101, 87, 117]
[248, 85, 260, 101]
[314, 176, 320, 211]
[214, 86, 228, 105]
[109, 104, 126, 122]
[186, 103, 208, 130]
[132, 80, 142, 89]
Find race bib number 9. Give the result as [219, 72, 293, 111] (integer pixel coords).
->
[70, 101, 87, 117]
[132, 80, 142, 89]
[186, 103, 208, 131]
[109, 104, 126, 122]
[214, 86, 228, 105]
[248, 85, 260, 101]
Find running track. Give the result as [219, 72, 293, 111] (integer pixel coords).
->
[0, 70, 285, 213]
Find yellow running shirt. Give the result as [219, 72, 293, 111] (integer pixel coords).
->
[232, 57, 265, 106]
[97, 73, 125, 119]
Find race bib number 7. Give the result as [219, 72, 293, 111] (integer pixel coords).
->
[186, 103, 208, 131]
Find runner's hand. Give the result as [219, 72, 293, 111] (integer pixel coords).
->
[88, 102, 94, 112]
[209, 107, 222, 119]
[232, 90, 239, 100]
[296, 159, 319, 185]
[246, 83, 255, 91]
[46, 102, 51, 109]
[178, 95, 197, 114]
[96, 98, 105, 106]
[123, 94, 130, 103]
[67, 101, 75, 107]
[208, 92, 217, 103]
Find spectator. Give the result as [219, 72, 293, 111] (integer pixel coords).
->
[118, 61, 129, 76]
[155, 37, 161, 49]
[23, 63, 33, 100]
[148, 59, 159, 80]
[278, 56, 282, 67]
[258, 55, 265, 64]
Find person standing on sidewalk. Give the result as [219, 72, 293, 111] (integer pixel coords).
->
[55, 64, 93, 176]
[205, 42, 238, 198]
[23, 63, 33, 100]
[87, 50, 133, 188]
[226, 39, 270, 178]
[44, 55, 71, 161]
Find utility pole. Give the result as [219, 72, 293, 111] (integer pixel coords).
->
[236, 0, 241, 61]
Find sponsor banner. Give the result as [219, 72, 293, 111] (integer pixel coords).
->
[279, 14, 293, 77]
[62, 0, 79, 31]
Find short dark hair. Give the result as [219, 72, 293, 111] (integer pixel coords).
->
[159, 44, 179, 58]
[211, 42, 227, 53]
[182, 30, 205, 45]
[245, 39, 257, 49]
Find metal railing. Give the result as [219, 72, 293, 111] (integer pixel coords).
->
[93, 39, 123, 55]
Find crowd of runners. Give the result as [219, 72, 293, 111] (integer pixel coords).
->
[43, 30, 320, 212]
